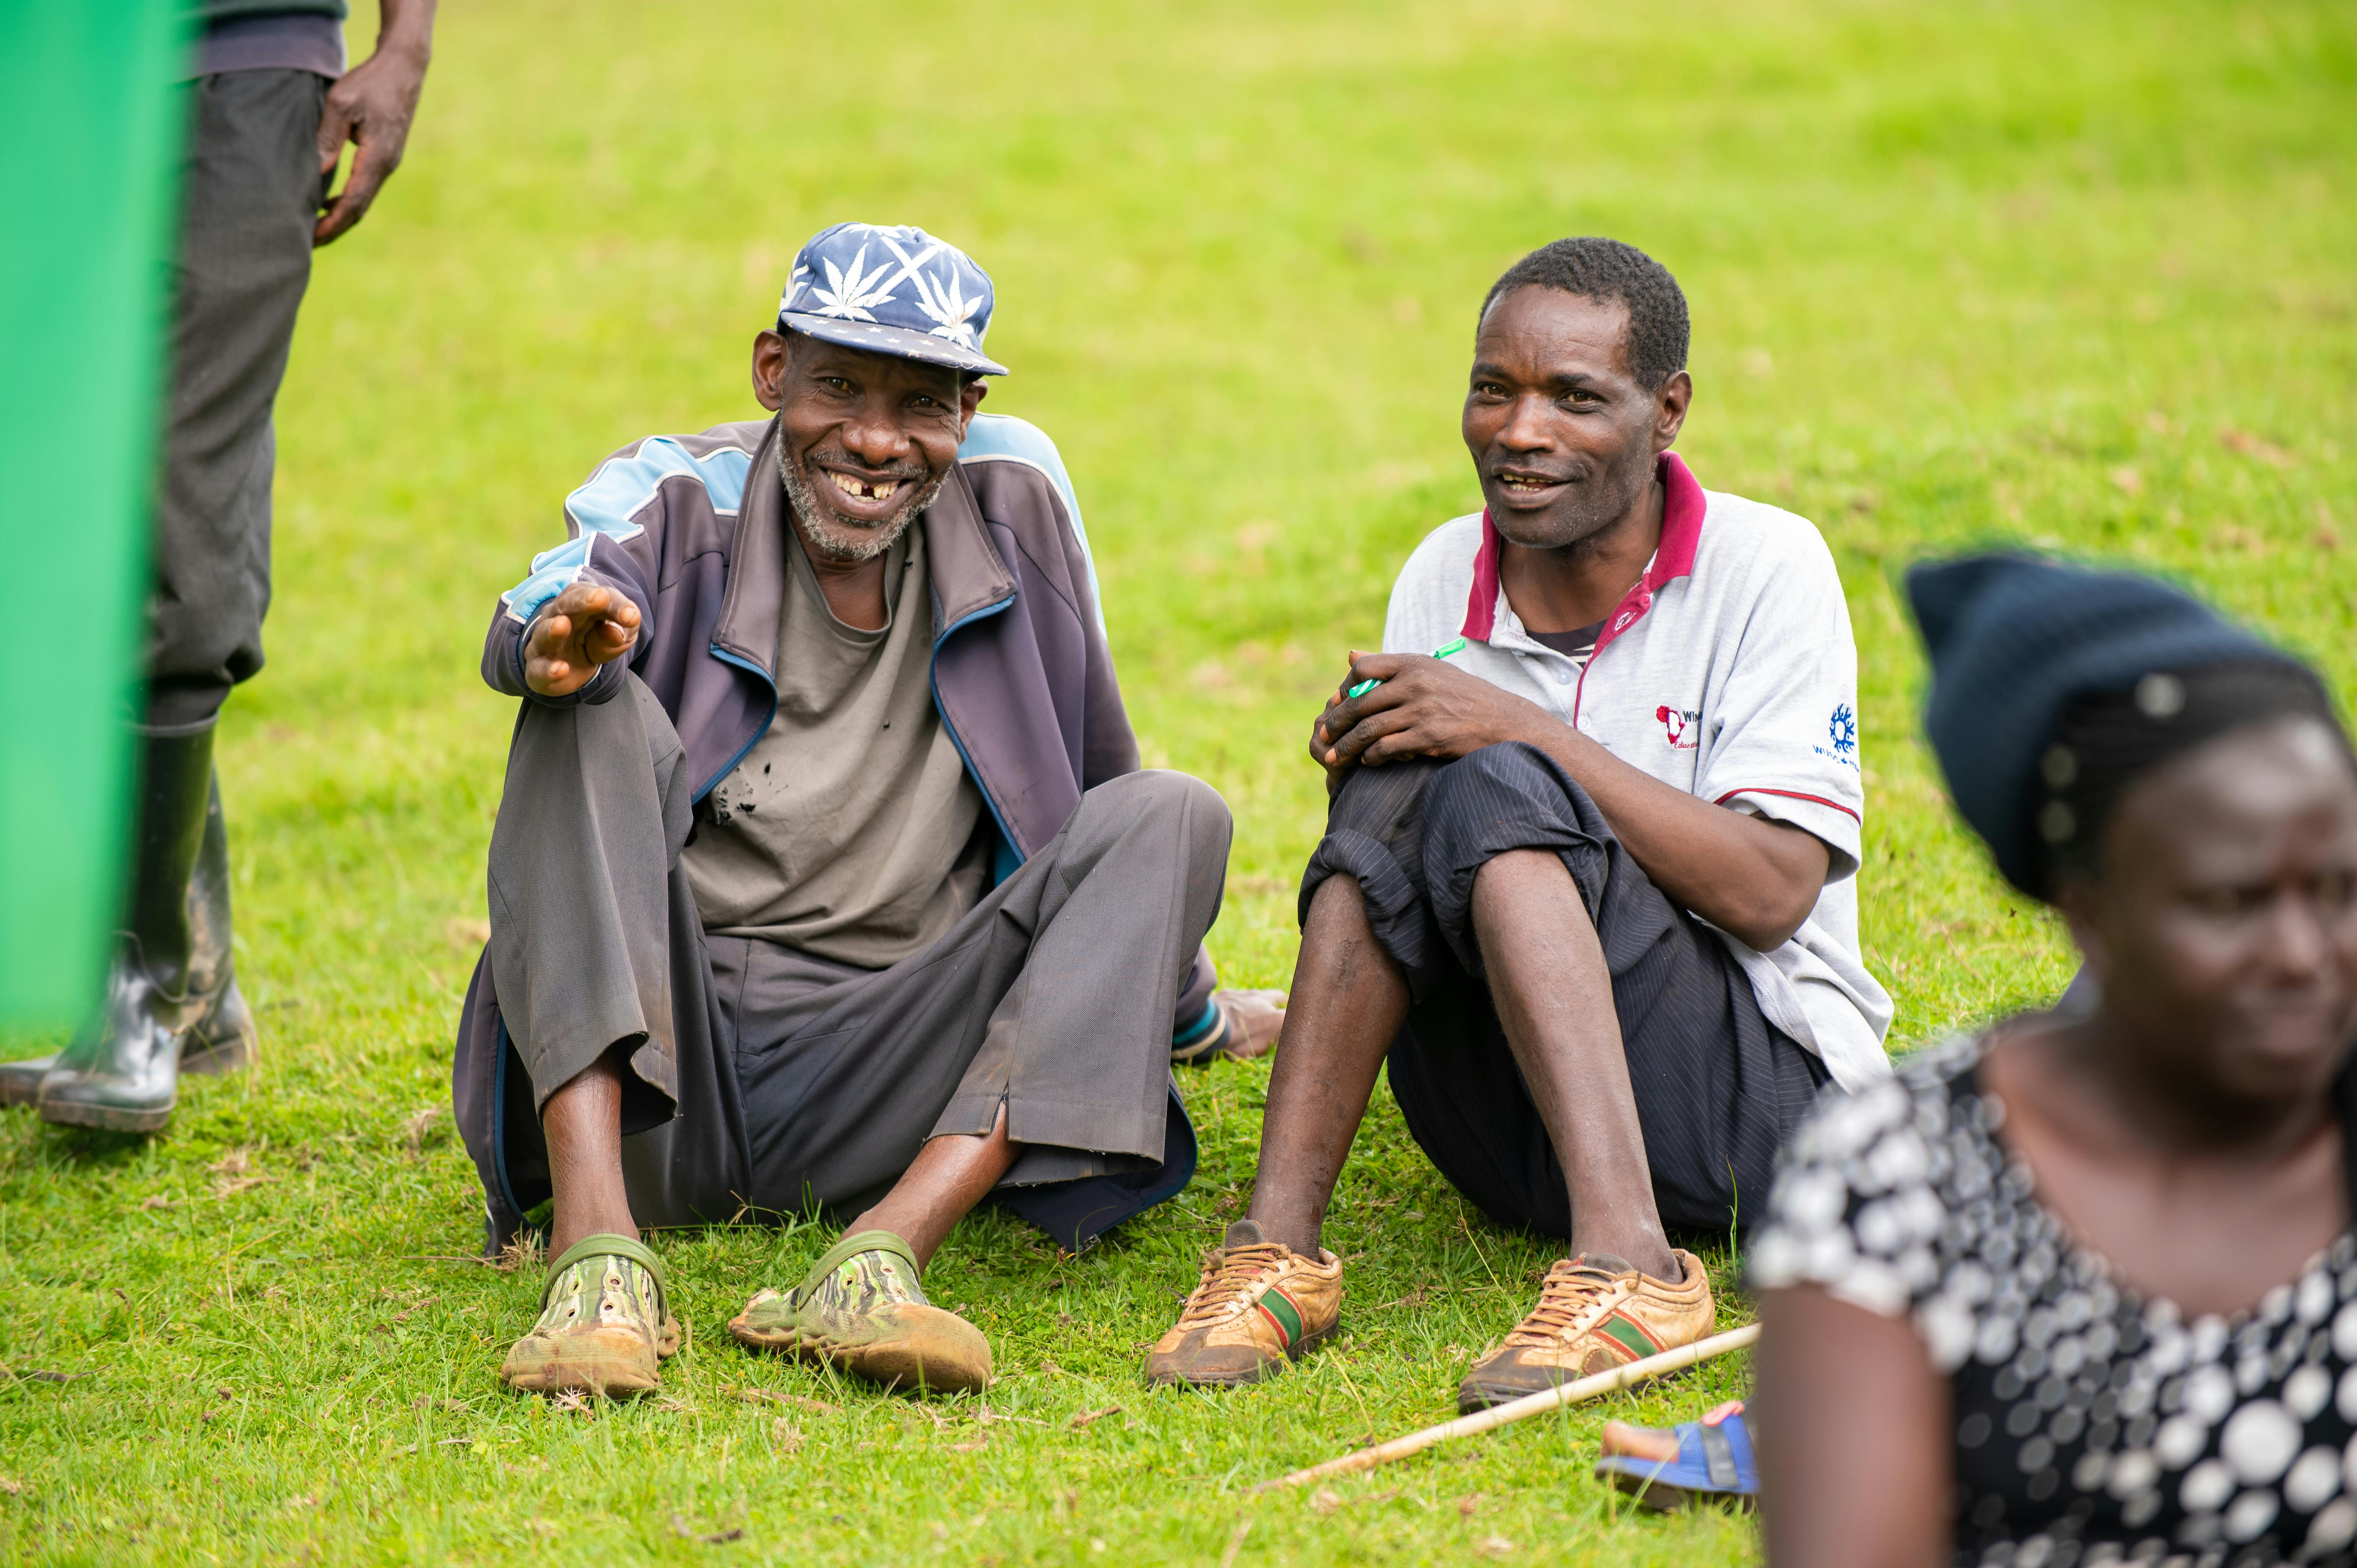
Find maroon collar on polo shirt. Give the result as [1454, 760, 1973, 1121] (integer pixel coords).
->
[1459, 452, 1708, 660]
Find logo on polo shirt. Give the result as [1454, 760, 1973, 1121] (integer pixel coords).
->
[1654, 705, 1700, 749]
[1815, 702, 1860, 770]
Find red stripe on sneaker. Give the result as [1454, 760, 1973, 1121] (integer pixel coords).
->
[1254, 1301, 1294, 1350]
[1597, 1312, 1661, 1363]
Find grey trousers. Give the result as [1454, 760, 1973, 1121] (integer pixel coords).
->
[486, 676, 1233, 1228]
[147, 69, 328, 736]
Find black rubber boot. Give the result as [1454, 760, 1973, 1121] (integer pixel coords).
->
[176, 773, 258, 1076]
[37, 730, 253, 1132]
[0, 1053, 55, 1107]
[3, 763, 261, 1110]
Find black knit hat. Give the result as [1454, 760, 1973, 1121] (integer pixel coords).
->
[1905, 553, 2319, 896]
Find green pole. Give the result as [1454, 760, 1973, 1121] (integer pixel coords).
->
[0, 1, 186, 1027]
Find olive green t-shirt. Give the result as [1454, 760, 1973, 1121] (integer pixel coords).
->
[683, 526, 986, 968]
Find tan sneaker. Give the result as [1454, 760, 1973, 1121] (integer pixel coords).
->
[1146, 1220, 1343, 1388]
[1458, 1249, 1713, 1413]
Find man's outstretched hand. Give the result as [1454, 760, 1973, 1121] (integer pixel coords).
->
[525, 583, 641, 697]
[1309, 650, 1554, 790]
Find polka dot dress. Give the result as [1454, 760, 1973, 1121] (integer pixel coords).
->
[1749, 1034, 2357, 1566]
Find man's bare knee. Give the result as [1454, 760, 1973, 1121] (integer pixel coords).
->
[1304, 871, 1375, 929]
[1470, 848, 1590, 925]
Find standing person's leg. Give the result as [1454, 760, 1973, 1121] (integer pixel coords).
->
[20, 70, 325, 1125]
[490, 676, 699, 1396]
[724, 769, 1232, 1393]
[146, 68, 326, 735]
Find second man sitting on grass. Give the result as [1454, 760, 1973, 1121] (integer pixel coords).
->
[1148, 238, 1893, 1409]
[452, 222, 1278, 1398]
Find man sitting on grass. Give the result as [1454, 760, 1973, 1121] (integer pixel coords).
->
[1147, 238, 1892, 1407]
[452, 222, 1277, 1398]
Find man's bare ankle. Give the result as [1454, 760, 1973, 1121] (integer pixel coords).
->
[548, 1214, 639, 1257]
[846, 1209, 938, 1268]
[1245, 1210, 1321, 1257]
[1577, 1236, 1679, 1280]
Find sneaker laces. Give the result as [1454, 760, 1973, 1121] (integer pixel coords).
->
[1502, 1258, 1624, 1348]
[1175, 1241, 1289, 1328]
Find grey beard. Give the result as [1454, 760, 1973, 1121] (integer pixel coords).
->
[779, 447, 950, 563]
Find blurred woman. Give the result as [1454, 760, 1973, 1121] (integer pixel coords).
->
[1748, 554, 2357, 1566]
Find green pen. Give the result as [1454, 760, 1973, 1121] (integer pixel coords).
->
[1346, 636, 1468, 699]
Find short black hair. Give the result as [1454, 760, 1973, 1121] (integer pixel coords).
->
[1479, 238, 1689, 390]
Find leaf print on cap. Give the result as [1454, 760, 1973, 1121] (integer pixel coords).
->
[910, 265, 984, 347]
[806, 243, 900, 321]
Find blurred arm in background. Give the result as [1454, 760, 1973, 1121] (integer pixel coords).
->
[1754, 1284, 1951, 1568]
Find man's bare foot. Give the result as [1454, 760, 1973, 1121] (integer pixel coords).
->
[1212, 988, 1286, 1059]
[1599, 1418, 1682, 1464]
[1594, 1401, 1756, 1512]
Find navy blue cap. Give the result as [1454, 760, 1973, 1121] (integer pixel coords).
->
[1906, 552, 2308, 895]
[776, 222, 1008, 377]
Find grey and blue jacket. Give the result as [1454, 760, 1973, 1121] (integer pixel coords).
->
[451, 410, 1218, 1252]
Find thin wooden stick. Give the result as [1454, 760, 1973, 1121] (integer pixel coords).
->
[1254, 1322, 1762, 1492]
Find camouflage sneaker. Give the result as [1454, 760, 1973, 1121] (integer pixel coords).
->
[728, 1229, 990, 1394]
[1458, 1249, 1713, 1413]
[1146, 1220, 1343, 1388]
[499, 1233, 682, 1397]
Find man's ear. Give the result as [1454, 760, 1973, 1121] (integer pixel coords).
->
[752, 329, 791, 411]
[958, 376, 989, 434]
[1653, 369, 1693, 452]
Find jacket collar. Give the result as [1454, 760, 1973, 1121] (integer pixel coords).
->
[709, 415, 1018, 676]
[919, 460, 1019, 636]
[710, 416, 790, 676]
[1459, 450, 1706, 642]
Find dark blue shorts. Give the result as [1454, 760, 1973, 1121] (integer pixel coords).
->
[1299, 743, 1827, 1238]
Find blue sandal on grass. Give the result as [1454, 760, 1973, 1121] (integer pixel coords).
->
[1593, 1399, 1758, 1512]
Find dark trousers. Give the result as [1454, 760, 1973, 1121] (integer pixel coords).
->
[463, 676, 1232, 1248]
[146, 69, 327, 736]
[1300, 743, 1827, 1238]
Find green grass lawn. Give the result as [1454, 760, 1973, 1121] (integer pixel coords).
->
[4, 0, 2353, 1561]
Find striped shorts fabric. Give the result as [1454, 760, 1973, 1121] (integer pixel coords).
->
[1297, 742, 1828, 1239]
